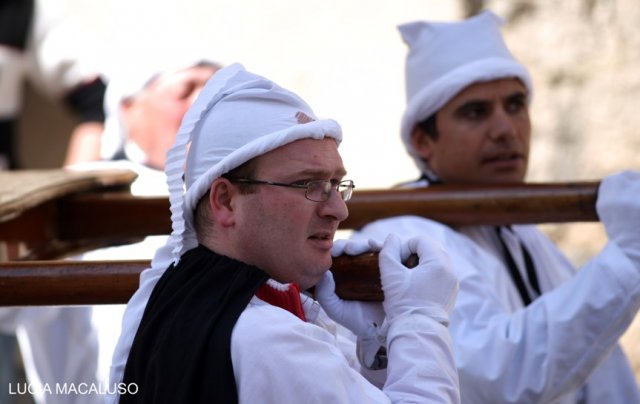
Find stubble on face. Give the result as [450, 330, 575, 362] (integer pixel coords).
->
[231, 138, 347, 289]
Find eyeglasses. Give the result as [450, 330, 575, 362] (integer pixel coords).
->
[226, 178, 355, 202]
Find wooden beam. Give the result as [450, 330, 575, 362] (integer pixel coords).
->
[56, 181, 600, 242]
[0, 260, 148, 306]
[342, 181, 599, 228]
[0, 254, 382, 305]
[0, 181, 602, 305]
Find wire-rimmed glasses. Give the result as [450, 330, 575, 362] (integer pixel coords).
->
[226, 178, 355, 202]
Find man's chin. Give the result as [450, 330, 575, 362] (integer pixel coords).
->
[476, 168, 526, 184]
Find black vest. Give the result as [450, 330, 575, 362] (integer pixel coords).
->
[121, 245, 269, 403]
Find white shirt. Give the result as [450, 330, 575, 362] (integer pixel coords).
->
[108, 280, 460, 403]
[233, 294, 459, 403]
[354, 215, 640, 403]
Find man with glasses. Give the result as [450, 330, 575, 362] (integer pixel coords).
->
[107, 64, 460, 403]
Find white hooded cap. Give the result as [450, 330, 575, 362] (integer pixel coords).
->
[163, 63, 342, 265]
[399, 10, 533, 173]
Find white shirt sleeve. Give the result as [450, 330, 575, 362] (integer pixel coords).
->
[232, 297, 460, 403]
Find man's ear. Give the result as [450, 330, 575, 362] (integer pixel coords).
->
[209, 178, 236, 227]
[410, 125, 433, 161]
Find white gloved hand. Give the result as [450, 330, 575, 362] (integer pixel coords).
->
[315, 271, 385, 339]
[316, 238, 384, 339]
[331, 238, 381, 258]
[379, 234, 458, 325]
[597, 170, 640, 265]
[322, 239, 384, 338]
[319, 238, 387, 370]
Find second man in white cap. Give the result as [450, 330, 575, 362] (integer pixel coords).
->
[352, 10, 640, 404]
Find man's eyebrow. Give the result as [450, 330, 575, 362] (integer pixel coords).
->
[454, 90, 528, 110]
[457, 99, 489, 108]
[452, 99, 490, 114]
[294, 168, 347, 178]
[506, 91, 528, 101]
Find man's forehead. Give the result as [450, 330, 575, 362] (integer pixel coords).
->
[254, 138, 344, 172]
[452, 78, 528, 104]
[275, 137, 339, 155]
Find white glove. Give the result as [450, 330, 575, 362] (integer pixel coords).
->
[317, 238, 387, 370]
[331, 238, 381, 257]
[316, 238, 384, 339]
[378, 234, 458, 325]
[597, 170, 640, 265]
[316, 270, 386, 369]
[315, 271, 385, 338]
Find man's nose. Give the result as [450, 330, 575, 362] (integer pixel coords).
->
[318, 189, 349, 222]
[488, 107, 518, 141]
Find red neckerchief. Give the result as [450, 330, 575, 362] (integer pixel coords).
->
[255, 281, 306, 321]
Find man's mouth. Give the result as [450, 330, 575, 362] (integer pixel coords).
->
[483, 152, 523, 166]
[309, 232, 333, 241]
[308, 230, 336, 251]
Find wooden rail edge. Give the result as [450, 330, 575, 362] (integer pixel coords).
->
[0, 254, 383, 305]
[56, 181, 600, 241]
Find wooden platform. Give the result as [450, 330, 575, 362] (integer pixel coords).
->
[0, 169, 138, 260]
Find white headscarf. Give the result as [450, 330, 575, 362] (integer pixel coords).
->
[399, 10, 533, 174]
[165, 63, 342, 263]
[108, 64, 342, 390]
